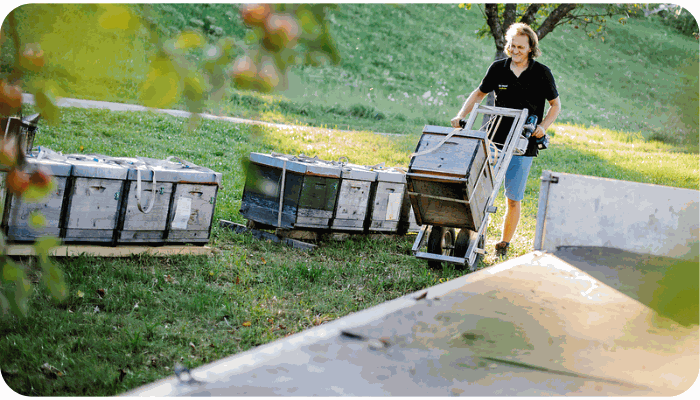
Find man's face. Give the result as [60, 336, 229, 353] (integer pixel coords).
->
[508, 34, 531, 64]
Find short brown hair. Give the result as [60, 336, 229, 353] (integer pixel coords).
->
[505, 23, 541, 59]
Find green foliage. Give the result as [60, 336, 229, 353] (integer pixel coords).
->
[660, 7, 699, 36]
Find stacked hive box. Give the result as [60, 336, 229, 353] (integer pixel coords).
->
[108, 156, 222, 244]
[0, 151, 221, 245]
[366, 167, 412, 233]
[240, 152, 421, 234]
[406, 126, 493, 231]
[61, 155, 130, 243]
[1, 157, 72, 241]
[240, 152, 342, 230]
[331, 163, 376, 231]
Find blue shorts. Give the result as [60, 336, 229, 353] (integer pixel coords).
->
[504, 155, 534, 201]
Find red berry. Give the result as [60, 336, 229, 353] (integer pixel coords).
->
[239, 4, 271, 28]
[6, 168, 31, 195]
[0, 80, 22, 116]
[29, 168, 52, 188]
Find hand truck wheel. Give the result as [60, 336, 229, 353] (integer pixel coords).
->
[427, 226, 456, 269]
[454, 229, 485, 268]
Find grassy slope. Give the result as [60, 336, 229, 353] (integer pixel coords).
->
[4, 4, 699, 148]
[0, 3, 698, 396]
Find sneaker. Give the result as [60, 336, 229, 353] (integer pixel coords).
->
[495, 241, 510, 258]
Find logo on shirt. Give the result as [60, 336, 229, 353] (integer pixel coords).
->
[498, 84, 508, 90]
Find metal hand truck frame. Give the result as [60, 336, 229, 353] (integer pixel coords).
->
[406, 105, 530, 270]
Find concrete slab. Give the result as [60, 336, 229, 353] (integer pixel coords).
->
[124, 251, 698, 396]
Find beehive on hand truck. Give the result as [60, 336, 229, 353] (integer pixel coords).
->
[407, 105, 530, 269]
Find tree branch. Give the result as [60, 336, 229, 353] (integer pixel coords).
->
[535, 3, 577, 40]
[520, 3, 543, 27]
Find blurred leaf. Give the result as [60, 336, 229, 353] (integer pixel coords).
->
[647, 258, 699, 326]
[2, 261, 22, 282]
[0, 292, 9, 315]
[42, 263, 67, 301]
[28, 211, 47, 228]
[98, 4, 138, 31]
[242, 321, 252, 327]
[183, 72, 208, 113]
[23, 179, 56, 203]
[34, 236, 60, 256]
[33, 81, 61, 125]
[141, 54, 181, 109]
[174, 30, 205, 51]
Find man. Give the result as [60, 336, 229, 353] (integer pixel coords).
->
[451, 22, 561, 258]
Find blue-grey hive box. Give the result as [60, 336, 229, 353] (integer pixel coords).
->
[240, 152, 342, 230]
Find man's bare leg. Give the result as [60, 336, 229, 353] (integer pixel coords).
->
[501, 198, 521, 243]
[496, 198, 520, 256]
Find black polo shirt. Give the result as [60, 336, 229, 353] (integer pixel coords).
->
[478, 58, 558, 147]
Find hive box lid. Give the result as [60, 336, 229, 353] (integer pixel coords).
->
[339, 163, 376, 181]
[127, 157, 222, 185]
[409, 127, 488, 177]
[249, 152, 342, 178]
[64, 155, 129, 179]
[26, 157, 72, 177]
[373, 167, 406, 183]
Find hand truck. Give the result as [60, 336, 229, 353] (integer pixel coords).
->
[406, 105, 531, 270]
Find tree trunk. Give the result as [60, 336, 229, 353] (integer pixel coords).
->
[485, 4, 505, 51]
[502, 4, 517, 33]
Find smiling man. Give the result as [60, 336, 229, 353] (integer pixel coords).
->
[451, 22, 561, 258]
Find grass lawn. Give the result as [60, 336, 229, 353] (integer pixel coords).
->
[1, 105, 697, 395]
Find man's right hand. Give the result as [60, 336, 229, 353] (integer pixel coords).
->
[450, 116, 462, 128]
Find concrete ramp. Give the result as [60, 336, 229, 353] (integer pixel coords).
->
[125, 251, 698, 396]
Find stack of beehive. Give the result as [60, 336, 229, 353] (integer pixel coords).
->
[1, 150, 222, 246]
[239, 152, 419, 234]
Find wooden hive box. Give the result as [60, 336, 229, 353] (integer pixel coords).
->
[61, 156, 129, 243]
[110, 156, 222, 245]
[366, 167, 410, 233]
[1, 157, 72, 241]
[406, 126, 493, 231]
[159, 158, 222, 245]
[115, 158, 175, 244]
[240, 152, 341, 230]
[331, 164, 376, 231]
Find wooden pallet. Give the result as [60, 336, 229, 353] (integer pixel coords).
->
[219, 219, 317, 252]
[5, 244, 214, 257]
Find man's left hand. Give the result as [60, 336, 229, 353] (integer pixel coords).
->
[533, 125, 546, 138]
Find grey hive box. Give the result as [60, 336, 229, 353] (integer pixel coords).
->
[89, 155, 222, 245]
[331, 163, 376, 232]
[366, 167, 411, 233]
[155, 158, 222, 244]
[116, 158, 175, 244]
[1, 157, 72, 241]
[240, 152, 341, 230]
[61, 155, 129, 243]
[406, 126, 493, 231]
